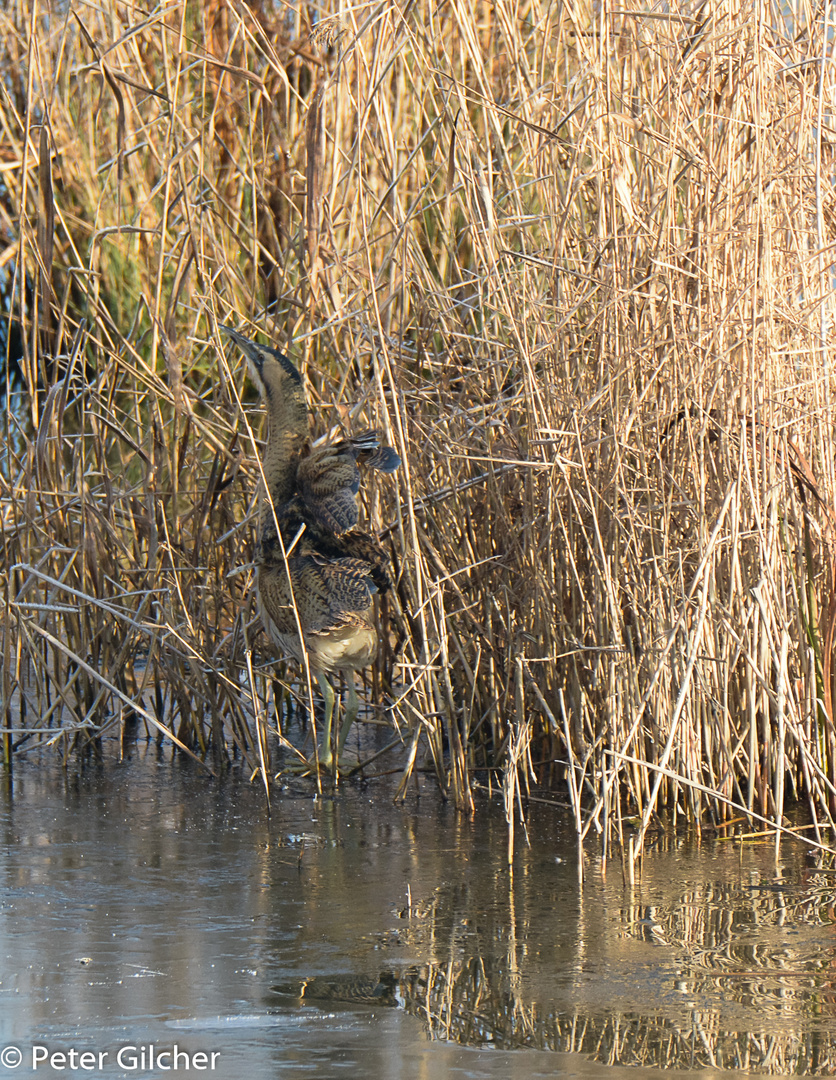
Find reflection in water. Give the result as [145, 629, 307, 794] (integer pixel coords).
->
[273, 972, 401, 1006]
[0, 753, 835, 1078]
[269, 854, 836, 1072]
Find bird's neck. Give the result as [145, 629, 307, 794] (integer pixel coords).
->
[261, 382, 308, 507]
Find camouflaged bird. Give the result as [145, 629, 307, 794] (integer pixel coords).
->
[222, 326, 400, 771]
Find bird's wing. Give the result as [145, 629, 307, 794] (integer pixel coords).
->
[361, 445, 400, 472]
[258, 548, 376, 636]
[335, 530, 393, 592]
[296, 444, 362, 535]
[351, 430, 401, 474]
[344, 430, 401, 473]
[307, 553, 378, 629]
[296, 431, 400, 536]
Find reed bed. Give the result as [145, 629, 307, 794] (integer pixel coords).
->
[3, 0, 836, 856]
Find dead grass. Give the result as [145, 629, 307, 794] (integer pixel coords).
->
[3, 0, 836, 859]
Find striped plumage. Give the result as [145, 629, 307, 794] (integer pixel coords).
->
[223, 326, 399, 770]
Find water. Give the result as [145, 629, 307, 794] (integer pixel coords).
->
[0, 750, 832, 1079]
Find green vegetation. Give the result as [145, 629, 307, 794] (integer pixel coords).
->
[2, 0, 835, 857]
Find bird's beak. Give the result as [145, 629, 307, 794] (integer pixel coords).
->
[221, 325, 268, 394]
[221, 325, 256, 357]
[221, 323, 301, 387]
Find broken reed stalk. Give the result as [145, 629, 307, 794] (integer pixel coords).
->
[1, 0, 836, 858]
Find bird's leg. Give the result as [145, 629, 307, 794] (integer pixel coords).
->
[336, 676, 359, 764]
[316, 672, 336, 768]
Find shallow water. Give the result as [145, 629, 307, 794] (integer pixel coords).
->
[0, 750, 833, 1079]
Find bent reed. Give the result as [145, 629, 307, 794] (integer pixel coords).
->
[2, 0, 836, 854]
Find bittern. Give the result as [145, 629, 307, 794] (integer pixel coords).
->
[223, 326, 400, 771]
